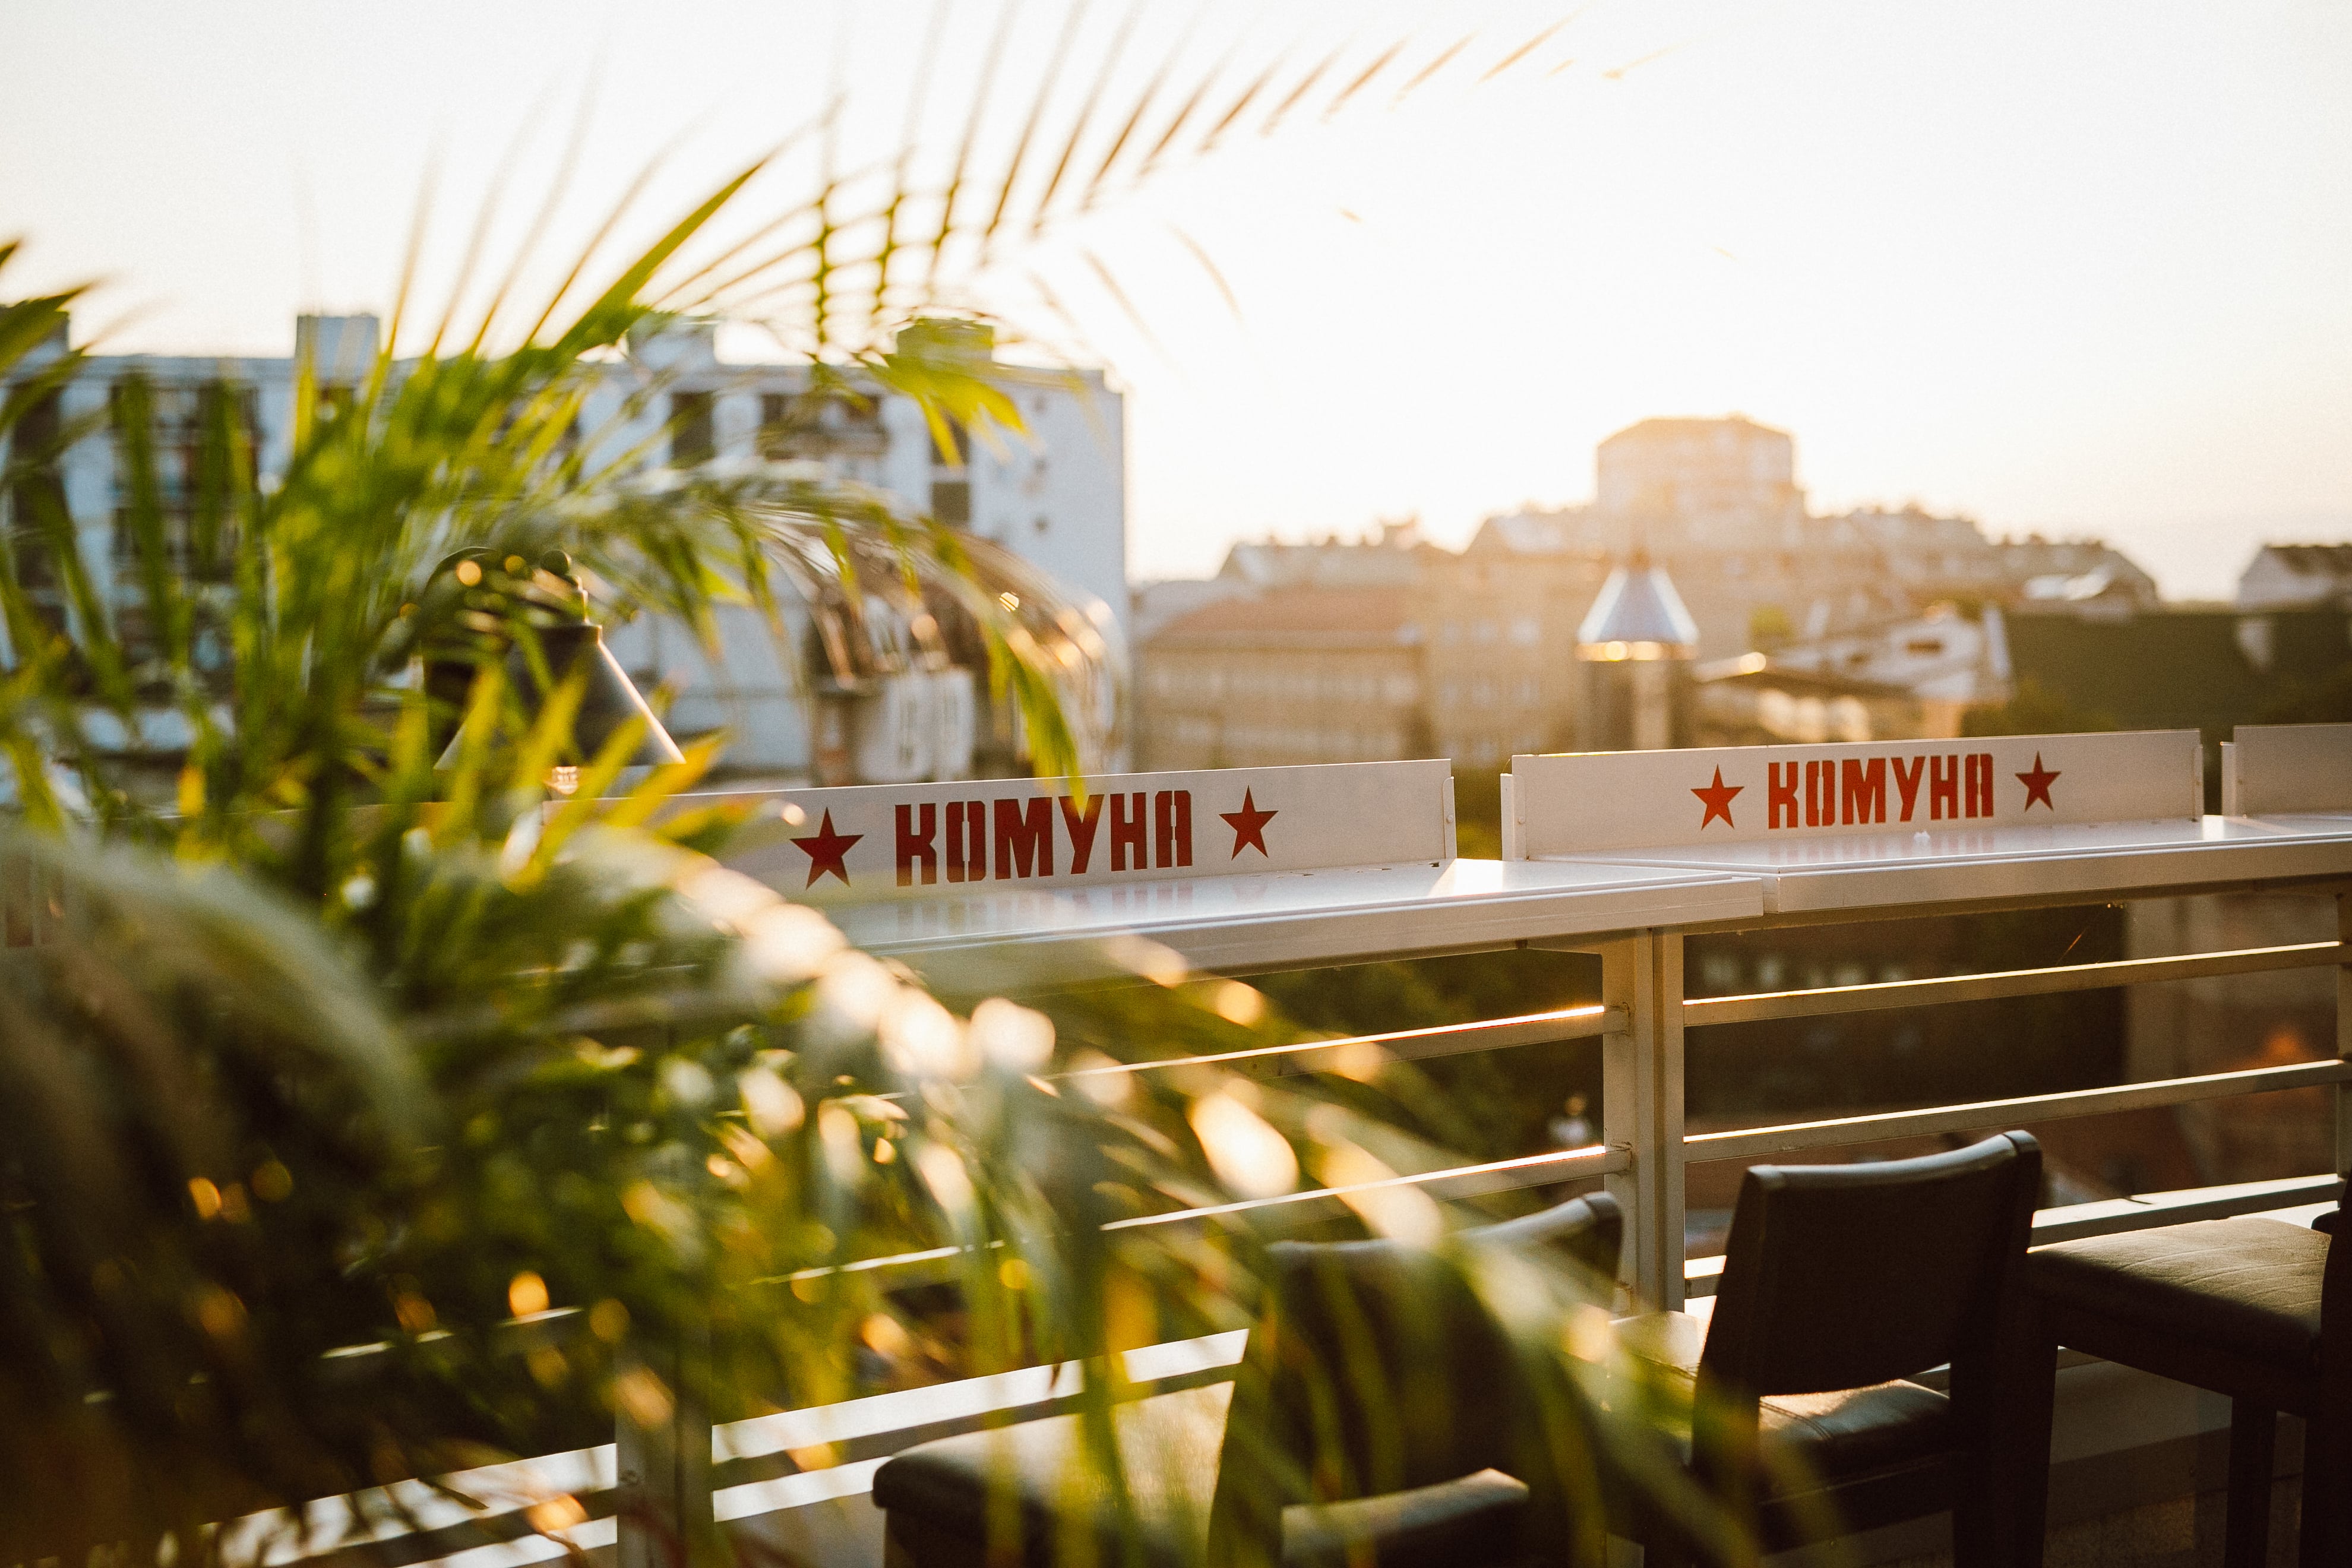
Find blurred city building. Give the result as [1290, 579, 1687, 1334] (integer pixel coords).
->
[1, 311, 1128, 785]
[2005, 601, 2352, 777]
[2237, 541, 2352, 611]
[1136, 586, 1427, 770]
[1136, 415, 2150, 767]
[1692, 604, 2013, 747]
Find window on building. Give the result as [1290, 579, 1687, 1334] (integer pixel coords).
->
[931, 479, 971, 528]
[669, 390, 715, 467]
[1510, 616, 1541, 646]
[200, 381, 260, 489]
[932, 414, 968, 469]
[760, 387, 883, 457]
[6, 389, 67, 591]
[106, 377, 254, 577]
[757, 391, 794, 456]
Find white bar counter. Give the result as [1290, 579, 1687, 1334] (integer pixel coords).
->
[1504, 731, 2352, 919]
[827, 855, 1765, 984]
[1541, 813, 2352, 919]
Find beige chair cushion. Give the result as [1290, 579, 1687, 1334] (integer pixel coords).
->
[2026, 1216, 2326, 1374]
[1617, 1311, 1953, 1484]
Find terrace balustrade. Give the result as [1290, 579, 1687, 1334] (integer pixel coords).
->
[23, 723, 2349, 1566]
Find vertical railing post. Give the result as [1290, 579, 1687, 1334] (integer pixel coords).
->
[615, 1324, 715, 1568]
[2335, 890, 2350, 1184]
[1602, 932, 1687, 1310]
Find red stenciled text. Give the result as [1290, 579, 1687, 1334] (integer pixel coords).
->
[1764, 753, 1996, 833]
[897, 790, 1193, 886]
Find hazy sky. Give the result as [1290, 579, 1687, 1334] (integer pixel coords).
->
[4, 1, 2347, 599]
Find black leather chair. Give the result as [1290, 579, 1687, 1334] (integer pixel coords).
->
[1621, 1132, 2043, 1568]
[870, 1192, 1621, 1568]
[2012, 1184, 2349, 1568]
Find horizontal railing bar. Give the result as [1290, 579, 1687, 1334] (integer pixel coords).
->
[1684, 940, 2344, 1027]
[1282, 1005, 1619, 1074]
[1105, 1142, 1626, 1228]
[1052, 1004, 1618, 1083]
[2027, 1173, 2343, 1244]
[769, 1145, 1629, 1286]
[1686, 1173, 2345, 1297]
[1686, 1060, 2352, 1164]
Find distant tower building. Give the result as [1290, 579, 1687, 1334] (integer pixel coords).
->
[1575, 549, 1700, 751]
[1595, 415, 1806, 554]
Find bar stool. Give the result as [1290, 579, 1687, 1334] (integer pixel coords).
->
[870, 1193, 1621, 1568]
[2014, 1187, 2348, 1568]
[1620, 1133, 2044, 1568]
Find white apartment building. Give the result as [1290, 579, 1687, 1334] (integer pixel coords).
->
[4, 311, 1127, 783]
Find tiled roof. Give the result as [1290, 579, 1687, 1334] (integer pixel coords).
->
[1601, 413, 1791, 444]
[1149, 586, 1417, 642]
[2262, 543, 2352, 578]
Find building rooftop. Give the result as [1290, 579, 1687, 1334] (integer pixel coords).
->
[1600, 413, 1792, 445]
[1153, 585, 1419, 643]
[2256, 543, 2352, 578]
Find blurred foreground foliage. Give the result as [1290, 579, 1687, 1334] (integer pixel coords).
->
[0, 12, 1710, 1562]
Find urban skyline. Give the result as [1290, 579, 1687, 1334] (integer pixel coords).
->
[4, 0, 2348, 600]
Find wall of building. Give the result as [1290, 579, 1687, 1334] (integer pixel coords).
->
[5, 314, 1127, 785]
[1139, 636, 1424, 771]
[1418, 550, 1598, 765]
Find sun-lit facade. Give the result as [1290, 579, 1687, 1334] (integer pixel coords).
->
[2, 311, 1130, 784]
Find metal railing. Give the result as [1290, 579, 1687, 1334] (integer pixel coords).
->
[157, 858, 2352, 1565]
[601, 865, 2348, 1558]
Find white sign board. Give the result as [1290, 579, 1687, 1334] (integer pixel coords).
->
[1504, 731, 2202, 859]
[693, 760, 1456, 904]
[2224, 723, 2352, 817]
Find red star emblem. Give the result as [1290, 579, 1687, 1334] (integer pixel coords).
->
[2016, 753, 2060, 811]
[791, 810, 862, 887]
[1221, 789, 1276, 858]
[1691, 767, 1742, 830]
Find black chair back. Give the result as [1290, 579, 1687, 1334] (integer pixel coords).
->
[1203, 1192, 1620, 1565]
[1703, 1132, 2041, 1398]
[1465, 1190, 1623, 1282]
